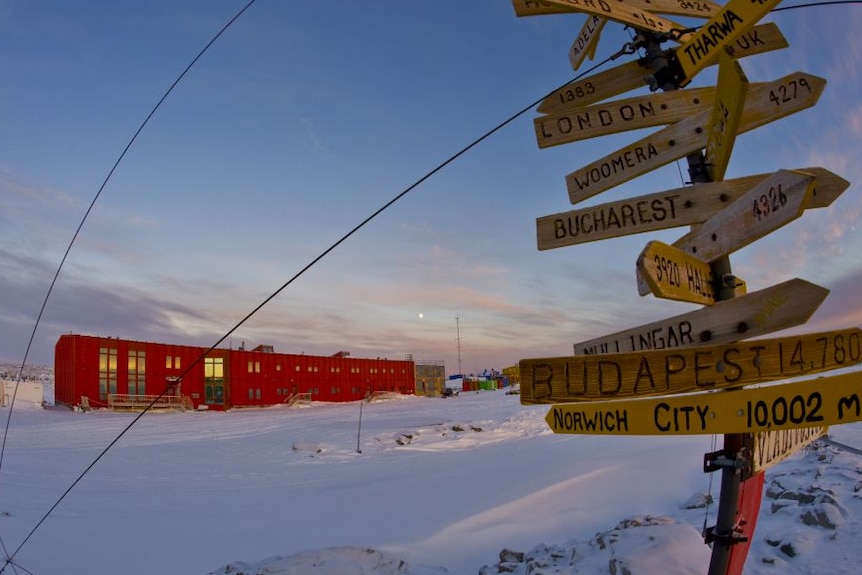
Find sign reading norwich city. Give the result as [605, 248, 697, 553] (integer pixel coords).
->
[520, 327, 861, 404]
[545, 371, 862, 435]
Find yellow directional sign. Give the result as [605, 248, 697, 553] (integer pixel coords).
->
[573, 278, 828, 355]
[514, 0, 690, 38]
[535, 167, 849, 250]
[569, 15, 606, 71]
[535, 85, 725, 148]
[521, 327, 861, 404]
[746, 426, 827, 476]
[538, 22, 787, 114]
[704, 53, 749, 181]
[566, 72, 825, 205]
[674, 0, 785, 86]
[635, 240, 742, 305]
[513, 0, 721, 19]
[673, 170, 815, 262]
[545, 370, 862, 435]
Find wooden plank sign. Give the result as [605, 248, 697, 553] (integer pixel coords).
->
[673, 170, 815, 262]
[535, 167, 849, 250]
[673, 0, 785, 86]
[745, 426, 828, 476]
[519, 327, 861, 404]
[566, 72, 825, 205]
[544, 370, 862, 435]
[635, 240, 742, 304]
[538, 22, 788, 115]
[518, 0, 689, 38]
[569, 15, 606, 71]
[513, 0, 721, 19]
[704, 53, 749, 181]
[573, 278, 828, 355]
[535, 85, 724, 148]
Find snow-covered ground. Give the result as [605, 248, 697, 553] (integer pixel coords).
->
[0, 383, 859, 574]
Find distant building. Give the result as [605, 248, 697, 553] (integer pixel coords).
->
[54, 334, 418, 411]
[414, 360, 446, 397]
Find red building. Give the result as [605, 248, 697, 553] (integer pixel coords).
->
[54, 334, 416, 410]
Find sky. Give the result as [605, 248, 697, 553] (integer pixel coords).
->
[1, 1, 861, 373]
[1, 386, 861, 574]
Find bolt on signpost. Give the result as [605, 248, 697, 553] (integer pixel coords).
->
[510, 1, 856, 574]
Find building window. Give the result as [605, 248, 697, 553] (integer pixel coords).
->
[128, 349, 146, 396]
[276, 364, 281, 371]
[248, 388, 254, 400]
[175, 356, 181, 369]
[99, 346, 118, 401]
[204, 357, 225, 405]
[166, 355, 172, 369]
[295, 365, 301, 372]
[247, 361, 260, 373]
[255, 388, 261, 400]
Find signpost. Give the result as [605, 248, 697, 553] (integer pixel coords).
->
[672, 0, 785, 86]
[635, 240, 741, 304]
[514, 0, 690, 38]
[704, 53, 749, 181]
[746, 426, 828, 476]
[538, 22, 787, 114]
[544, 371, 862, 435]
[673, 170, 815, 262]
[573, 278, 829, 355]
[520, 327, 862, 404]
[566, 72, 825, 204]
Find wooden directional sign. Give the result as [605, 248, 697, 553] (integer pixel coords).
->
[535, 167, 849, 250]
[514, 0, 690, 38]
[538, 22, 787, 114]
[535, 85, 726, 148]
[746, 426, 827, 476]
[573, 278, 828, 355]
[566, 72, 825, 205]
[673, 170, 815, 262]
[673, 0, 785, 86]
[704, 53, 749, 181]
[635, 240, 741, 305]
[569, 15, 606, 71]
[545, 370, 862, 435]
[520, 327, 861, 404]
[513, 0, 721, 19]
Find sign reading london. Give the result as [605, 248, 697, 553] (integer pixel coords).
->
[520, 327, 861, 404]
[545, 371, 862, 435]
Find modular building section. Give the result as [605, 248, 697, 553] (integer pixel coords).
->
[54, 334, 416, 411]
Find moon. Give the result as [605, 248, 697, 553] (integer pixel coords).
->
[418, 312, 424, 319]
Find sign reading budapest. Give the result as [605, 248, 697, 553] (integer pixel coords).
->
[520, 327, 861, 404]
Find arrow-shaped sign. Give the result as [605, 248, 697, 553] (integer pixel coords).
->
[535, 84, 729, 148]
[673, 170, 815, 262]
[635, 240, 747, 304]
[520, 327, 861, 404]
[538, 22, 788, 114]
[673, 0, 785, 86]
[573, 278, 829, 355]
[544, 370, 862, 435]
[535, 167, 849, 249]
[704, 52, 749, 181]
[569, 15, 606, 71]
[514, 0, 690, 37]
[566, 72, 825, 205]
[746, 426, 828, 476]
[513, 0, 721, 19]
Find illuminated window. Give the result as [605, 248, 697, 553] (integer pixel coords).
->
[98, 347, 118, 401]
[166, 356, 172, 369]
[276, 364, 281, 371]
[247, 361, 260, 373]
[204, 357, 225, 405]
[128, 350, 146, 396]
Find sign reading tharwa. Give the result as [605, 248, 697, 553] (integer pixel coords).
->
[573, 278, 828, 355]
[545, 371, 862, 435]
[520, 327, 861, 404]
